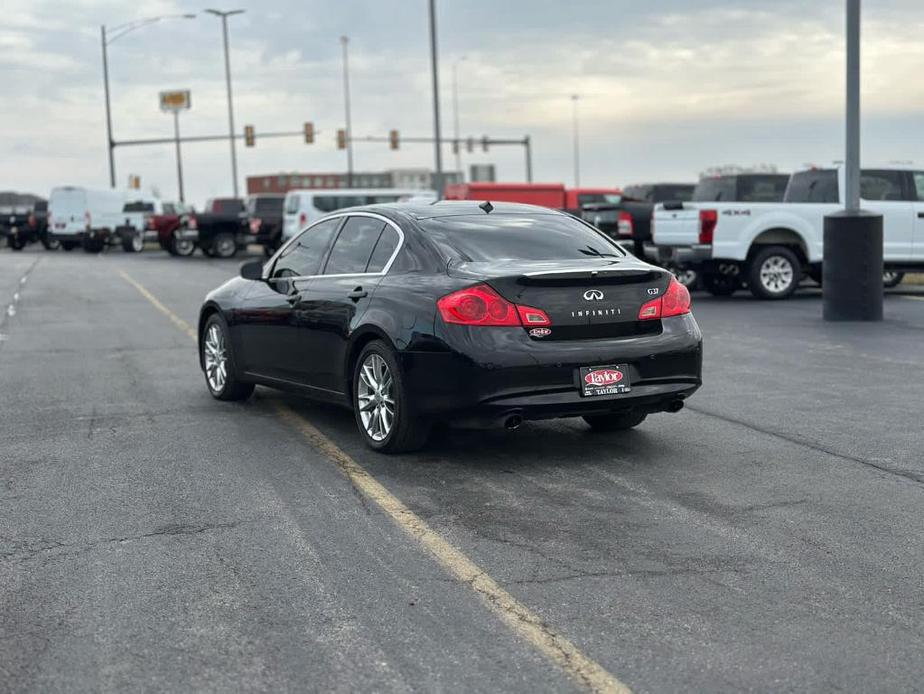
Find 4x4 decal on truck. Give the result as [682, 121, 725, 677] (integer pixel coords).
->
[721, 209, 751, 216]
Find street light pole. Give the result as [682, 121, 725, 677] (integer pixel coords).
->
[452, 56, 466, 178]
[99, 14, 194, 189]
[571, 94, 581, 187]
[173, 111, 185, 203]
[341, 36, 354, 188]
[822, 0, 882, 321]
[101, 25, 116, 188]
[428, 0, 444, 199]
[206, 9, 245, 198]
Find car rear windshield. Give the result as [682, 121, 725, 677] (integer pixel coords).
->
[652, 185, 694, 202]
[784, 170, 839, 203]
[213, 199, 244, 214]
[249, 197, 284, 214]
[123, 202, 155, 212]
[736, 175, 789, 202]
[419, 214, 625, 262]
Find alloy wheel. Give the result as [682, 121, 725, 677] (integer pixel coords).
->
[357, 353, 395, 442]
[131, 234, 144, 252]
[759, 255, 794, 294]
[203, 324, 228, 393]
[174, 236, 195, 256]
[214, 236, 236, 258]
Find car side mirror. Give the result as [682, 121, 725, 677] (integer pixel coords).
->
[240, 259, 263, 280]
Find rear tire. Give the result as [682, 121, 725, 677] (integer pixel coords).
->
[171, 233, 196, 257]
[747, 246, 800, 300]
[201, 314, 254, 401]
[7, 235, 26, 251]
[82, 237, 105, 253]
[883, 271, 905, 288]
[211, 233, 237, 258]
[121, 232, 144, 253]
[702, 272, 740, 297]
[583, 411, 647, 431]
[352, 341, 430, 453]
[41, 235, 60, 251]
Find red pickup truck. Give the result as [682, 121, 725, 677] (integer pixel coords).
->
[146, 202, 194, 255]
[444, 182, 621, 215]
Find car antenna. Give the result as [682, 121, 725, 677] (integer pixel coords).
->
[479, 200, 494, 214]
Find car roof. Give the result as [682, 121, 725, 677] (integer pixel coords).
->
[359, 200, 568, 221]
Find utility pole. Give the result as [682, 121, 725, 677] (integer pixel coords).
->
[101, 26, 116, 188]
[571, 94, 581, 187]
[822, 0, 882, 321]
[341, 36, 354, 188]
[206, 9, 245, 198]
[428, 0, 444, 199]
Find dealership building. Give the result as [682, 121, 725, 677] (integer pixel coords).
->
[246, 168, 462, 194]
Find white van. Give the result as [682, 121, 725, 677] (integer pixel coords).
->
[281, 188, 436, 240]
[48, 186, 128, 252]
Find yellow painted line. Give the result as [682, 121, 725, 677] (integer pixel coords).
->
[118, 269, 198, 341]
[119, 268, 631, 694]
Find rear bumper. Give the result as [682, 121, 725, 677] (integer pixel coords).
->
[398, 314, 703, 424]
[647, 243, 713, 265]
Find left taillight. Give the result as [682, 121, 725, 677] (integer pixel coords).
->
[638, 277, 692, 321]
[437, 284, 550, 327]
[617, 210, 633, 237]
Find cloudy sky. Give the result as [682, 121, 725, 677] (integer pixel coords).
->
[4, 0, 924, 206]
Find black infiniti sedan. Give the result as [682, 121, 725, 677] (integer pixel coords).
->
[198, 201, 702, 452]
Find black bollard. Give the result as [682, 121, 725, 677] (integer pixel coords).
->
[822, 210, 883, 321]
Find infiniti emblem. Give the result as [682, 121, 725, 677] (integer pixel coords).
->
[583, 289, 604, 301]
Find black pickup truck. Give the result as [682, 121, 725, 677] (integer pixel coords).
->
[244, 194, 285, 256]
[581, 183, 695, 258]
[177, 198, 249, 258]
[1, 199, 56, 251]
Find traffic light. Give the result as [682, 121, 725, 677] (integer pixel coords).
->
[244, 125, 255, 147]
[337, 128, 347, 150]
[466, 137, 474, 153]
[389, 129, 399, 150]
[304, 121, 314, 144]
[482, 136, 489, 152]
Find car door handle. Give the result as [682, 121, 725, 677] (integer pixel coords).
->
[348, 286, 368, 301]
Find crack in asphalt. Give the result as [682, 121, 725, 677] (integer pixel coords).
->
[0, 521, 244, 564]
[686, 404, 924, 487]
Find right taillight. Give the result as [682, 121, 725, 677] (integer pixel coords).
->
[698, 209, 717, 244]
[299, 212, 307, 227]
[438, 284, 550, 327]
[187, 215, 197, 230]
[616, 210, 633, 237]
[638, 277, 692, 321]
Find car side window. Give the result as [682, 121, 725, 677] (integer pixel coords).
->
[912, 172, 924, 201]
[860, 169, 910, 201]
[323, 216, 387, 275]
[271, 218, 340, 280]
[366, 226, 400, 273]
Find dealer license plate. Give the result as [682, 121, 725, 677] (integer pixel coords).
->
[579, 364, 631, 397]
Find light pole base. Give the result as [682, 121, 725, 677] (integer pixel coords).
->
[822, 210, 883, 321]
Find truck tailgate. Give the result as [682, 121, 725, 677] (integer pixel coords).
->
[652, 205, 701, 246]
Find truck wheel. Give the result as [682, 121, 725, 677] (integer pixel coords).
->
[211, 233, 237, 258]
[7, 235, 26, 251]
[883, 271, 905, 288]
[83, 237, 104, 253]
[702, 272, 739, 297]
[122, 232, 144, 253]
[171, 233, 196, 257]
[41, 236, 60, 251]
[61, 241, 78, 251]
[748, 246, 800, 300]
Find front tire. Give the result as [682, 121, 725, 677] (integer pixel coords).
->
[201, 314, 254, 401]
[883, 271, 905, 288]
[748, 246, 800, 300]
[583, 411, 647, 431]
[41, 235, 60, 251]
[702, 271, 740, 297]
[353, 341, 429, 453]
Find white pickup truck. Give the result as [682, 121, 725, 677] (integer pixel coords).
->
[650, 165, 924, 299]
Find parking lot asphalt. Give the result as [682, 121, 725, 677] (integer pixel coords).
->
[1, 246, 923, 693]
